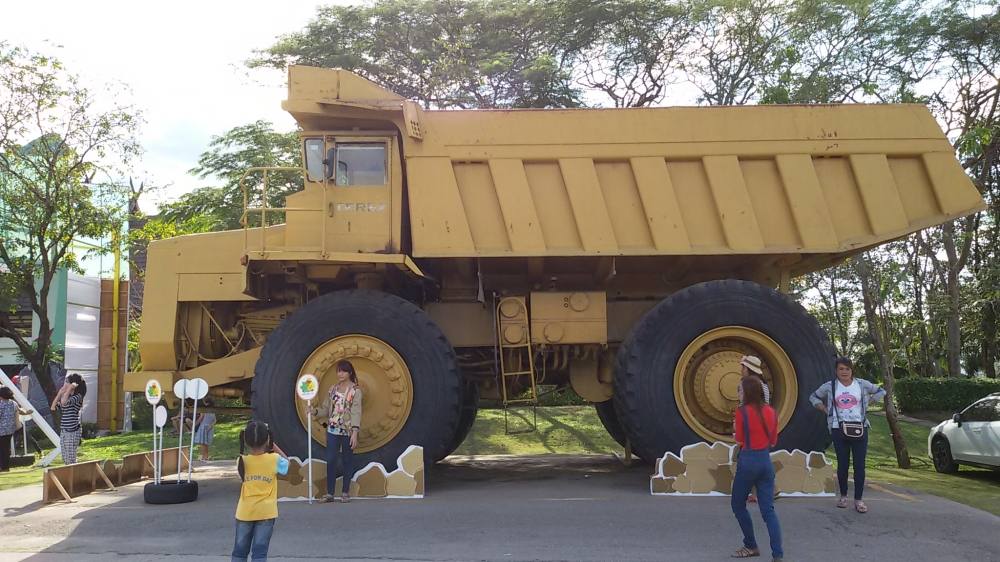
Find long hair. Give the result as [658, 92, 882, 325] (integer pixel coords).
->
[66, 373, 87, 398]
[741, 375, 765, 409]
[243, 420, 271, 451]
[336, 360, 358, 384]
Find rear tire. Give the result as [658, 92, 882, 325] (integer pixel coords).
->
[595, 399, 648, 462]
[615, 280, 834, 461]
[931, 436, 959, 473]
[442, 378, 479, 457]
[252, 290, 463, 469]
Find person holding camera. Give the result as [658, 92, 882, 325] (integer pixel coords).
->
[810, 356, 885, 513]
[234, 420, 289, 562]
[50, 374, 86, 465]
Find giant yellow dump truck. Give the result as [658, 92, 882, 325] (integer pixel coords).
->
[126, 66, 985, 467]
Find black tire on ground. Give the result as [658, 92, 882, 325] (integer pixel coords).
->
[931, 435, 959, 473]
[144, 480, 199, 504]
[252, 290, 463, 470]
[442, 378, 480, 458]
[595, 400, 648, 463]
[614, 279, 835, 461]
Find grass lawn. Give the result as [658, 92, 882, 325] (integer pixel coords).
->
[2, 406, 997, 517]
[0, 419, 247, 492]
[864, 415, 1000, 516]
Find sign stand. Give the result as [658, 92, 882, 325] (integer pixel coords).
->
[186, 379, 209, 482]
[154, 405, 168, 484]
[145, 380, 164, 484]
[172, 380, 189, 482]
[296, 373, 319, 504]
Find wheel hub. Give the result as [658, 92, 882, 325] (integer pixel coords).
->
[294, 334, 413, 453]
[674, 327, 798, 442]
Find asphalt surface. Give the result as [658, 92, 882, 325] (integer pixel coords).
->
[1, 454, 997, 562]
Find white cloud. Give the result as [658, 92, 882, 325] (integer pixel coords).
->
[1, 1, 355, 213]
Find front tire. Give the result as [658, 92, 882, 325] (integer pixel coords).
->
[931, 436, 959, 473]
[615, 280, 834, 461]
[252, 290, 463, 469]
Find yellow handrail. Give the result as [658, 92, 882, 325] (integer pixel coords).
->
[238, 166, 308, 255]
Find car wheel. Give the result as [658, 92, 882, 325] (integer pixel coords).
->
[931, 436, 958, 474]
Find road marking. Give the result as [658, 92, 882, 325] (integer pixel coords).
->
[867, 482, 918, 501]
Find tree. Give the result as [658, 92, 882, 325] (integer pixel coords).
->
[159, 121, 300, 231]
[250, 0, 586, 109]
[0, 45, 139, 401]
[854, 251, 911, 468]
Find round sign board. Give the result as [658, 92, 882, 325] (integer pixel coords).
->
[296, 374, 319, 401]
[190, 378, 209, 400]
[154, 405, 168, 428]
[173, 379, 189, 400]
[145, 380, 163, 405]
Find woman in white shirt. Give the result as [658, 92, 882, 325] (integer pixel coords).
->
[809, 357, 885, 513]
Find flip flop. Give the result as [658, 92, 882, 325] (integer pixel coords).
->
[731, 547, 760, 558]
[855, 500, 868, 513]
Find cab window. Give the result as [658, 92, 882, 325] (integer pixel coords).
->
[304, 138, 325, 182]
[335, 143, 387, 186]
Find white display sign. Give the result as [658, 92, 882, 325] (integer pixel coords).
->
[154, 405, 168, 428]
[145, 380, 163, 405]
[296, 374, 319, 401]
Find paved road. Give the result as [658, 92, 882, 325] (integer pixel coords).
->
[1, 455, 997, 562]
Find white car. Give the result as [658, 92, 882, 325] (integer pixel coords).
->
[928, 392, 1000, 473]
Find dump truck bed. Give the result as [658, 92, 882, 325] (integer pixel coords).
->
[401, 105, 983, 259]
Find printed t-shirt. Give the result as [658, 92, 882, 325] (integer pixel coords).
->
[834, 380, 864, 423]
[236, 453, 289, 521]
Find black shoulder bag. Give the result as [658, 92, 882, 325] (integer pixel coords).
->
[830, 380, 865, 439]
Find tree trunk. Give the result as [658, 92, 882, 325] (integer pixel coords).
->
[856, 255, 911, 469]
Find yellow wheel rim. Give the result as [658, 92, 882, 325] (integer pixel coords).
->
[294, 334, 413, 453]
[673, 326, 797, 443]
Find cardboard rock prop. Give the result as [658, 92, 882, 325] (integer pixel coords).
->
[278, 445, 425, 500]
[650, 442, 836, 497]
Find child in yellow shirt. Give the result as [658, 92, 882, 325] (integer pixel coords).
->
[233, 421, 289, 562]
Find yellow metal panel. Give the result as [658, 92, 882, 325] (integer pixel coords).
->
[453, 163, 511, 252]
[740, 159, 800, 249]
[888, 157, 940, 224]
[406, 157, 476, 254]
[775, 154, 839, 250]
[177, 273, 256, 302]
[849, 154, 909, 236]
[814, 158, 872, 245]
[487, 159, 546, 252]
[594, 162, 654, 249]
[702, 155, 765, 251]
[921, 152, 985, 216]
[558, 158, 619, 252]
[667, 161, 727, 249]
[530, 291, 607, 345]
[629, 157, 691, 252]
[524, 162, 583, 250]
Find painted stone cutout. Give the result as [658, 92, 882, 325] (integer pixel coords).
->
[278, 445, 424, 500]
[650, 442, 836, 496]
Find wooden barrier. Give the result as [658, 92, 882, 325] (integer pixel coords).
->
[43, 447, 189, 504]
[43, 460, 117, 503]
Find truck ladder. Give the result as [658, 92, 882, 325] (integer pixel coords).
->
[495, 296, 538, 434]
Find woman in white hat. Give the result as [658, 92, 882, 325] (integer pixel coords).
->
[737, 355, 770, 405]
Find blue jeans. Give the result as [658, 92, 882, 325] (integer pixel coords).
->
[326, 431, 354, 495]
[232, 518, 275, 561]
[831, 428, 869, 499]
[731, 449, 783, 558]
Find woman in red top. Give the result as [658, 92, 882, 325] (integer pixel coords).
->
[730, 376, 783, 561]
